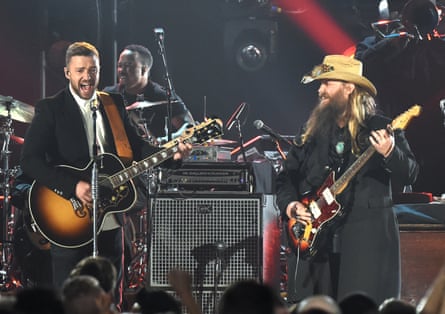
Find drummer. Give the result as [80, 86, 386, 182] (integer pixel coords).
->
[103, 44, 195, 145]
[103, 45, 196, 287]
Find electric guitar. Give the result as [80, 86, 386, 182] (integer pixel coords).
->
[287, 105, 421, 259]
[28, 118, 223, 248]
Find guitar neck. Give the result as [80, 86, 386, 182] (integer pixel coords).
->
[101, 118, 223, 189]
[330, 105, 422, 195]
[331, 145, 376, 195]
[107, 142, 181, 189]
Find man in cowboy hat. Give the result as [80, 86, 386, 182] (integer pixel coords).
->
[276, 54, 418, 305]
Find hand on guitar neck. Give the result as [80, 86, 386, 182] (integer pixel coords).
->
[172, 141, 193, 160]
[369, 125, 395, 158]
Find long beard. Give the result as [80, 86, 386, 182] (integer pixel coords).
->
[309, 98, 347, 138]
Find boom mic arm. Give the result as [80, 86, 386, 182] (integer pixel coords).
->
[253, 120, 292, 145]
[226, 102, 247, 131]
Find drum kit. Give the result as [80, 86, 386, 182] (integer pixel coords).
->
[0, 94, 34, 290]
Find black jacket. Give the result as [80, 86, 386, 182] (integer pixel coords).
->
[20, 88, 158, 201]
[276, 114, 419, 304]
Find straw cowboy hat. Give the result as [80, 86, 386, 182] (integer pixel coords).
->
[301, 54, 377, 97]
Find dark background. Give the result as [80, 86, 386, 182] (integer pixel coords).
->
[1, 0, 444, 194]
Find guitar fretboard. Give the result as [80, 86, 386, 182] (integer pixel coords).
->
[108, 142, 181, 188]
[104, 118, 223, 189]
[331, 145, 376, 195]
[330, 104, 421, 196]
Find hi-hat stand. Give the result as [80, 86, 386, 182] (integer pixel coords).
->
[0, 109, 21, 290]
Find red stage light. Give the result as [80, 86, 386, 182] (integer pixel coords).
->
[273, 0, 356, 54]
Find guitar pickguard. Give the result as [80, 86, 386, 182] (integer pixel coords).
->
[99, 180, 132, 214]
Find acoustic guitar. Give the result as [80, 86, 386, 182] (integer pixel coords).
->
[28, 118, 223, 248]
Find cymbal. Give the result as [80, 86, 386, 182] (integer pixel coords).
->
[0, 95, 34, 123]
[207, 139, 238, 146]
[126, 100, 179, 111]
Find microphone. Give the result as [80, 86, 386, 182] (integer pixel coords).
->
[154, 27, 164, 40]
[215, 241, 227, 253]
[253, 119, 292, 145]
[90, 98, 99, 111]
[226, 102, 247, 131]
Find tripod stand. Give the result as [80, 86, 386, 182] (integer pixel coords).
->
[126, 168, 159, 289]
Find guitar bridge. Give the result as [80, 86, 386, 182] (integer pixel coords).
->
[70, 198, 83, 211]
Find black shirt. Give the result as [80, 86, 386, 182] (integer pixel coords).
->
[103, 80, 194, 141]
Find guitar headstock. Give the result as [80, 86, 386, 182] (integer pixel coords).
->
[163, 118, 224, 148]
[391, 105, 422, 130]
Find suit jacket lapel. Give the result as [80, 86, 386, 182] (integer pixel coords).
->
[63, 88, 91, 158]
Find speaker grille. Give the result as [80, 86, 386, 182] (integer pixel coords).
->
[167, 290, 224, 314]
[149, 195, 262, 288]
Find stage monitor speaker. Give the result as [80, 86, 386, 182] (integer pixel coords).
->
[149, 194, 263, 290]
[148, 194, 282, 314]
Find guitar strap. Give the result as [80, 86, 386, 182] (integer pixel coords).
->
[97, 91, 133, 166]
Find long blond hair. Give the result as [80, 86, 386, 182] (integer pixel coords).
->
[300, 86, 376, 155]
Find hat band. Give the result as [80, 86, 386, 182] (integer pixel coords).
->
[301, 63, 335, 83]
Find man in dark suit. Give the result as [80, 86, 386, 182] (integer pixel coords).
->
[20, 42, 191, 309]
[276, 55, 419, 305]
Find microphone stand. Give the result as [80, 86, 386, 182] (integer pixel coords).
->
[273, 138, 287, 160]
[235, 119, 247, 162]
[213, 241, 226, 313]
[90, 103, 100, 257]
[155, 28, 174, 141]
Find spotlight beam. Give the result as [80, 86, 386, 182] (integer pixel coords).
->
[273, 0, 356, 54]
